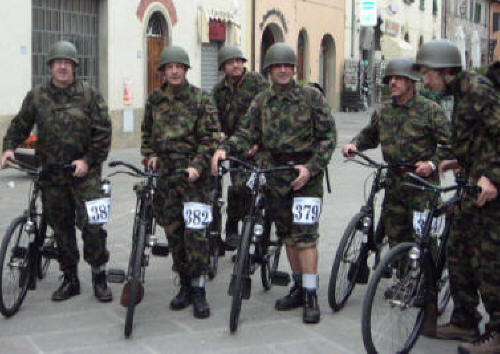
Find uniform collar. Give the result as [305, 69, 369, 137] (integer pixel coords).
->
[223, 68, 247, 90]
[270, 80, 299, 100]
[164, 80, 190, 100]
[391, 93, 416, 108]
[47, 79, 79, 97]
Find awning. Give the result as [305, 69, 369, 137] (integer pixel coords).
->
[382, 36, 414, 59]
[197, 7, 241, 44]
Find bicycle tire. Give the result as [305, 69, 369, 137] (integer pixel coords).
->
[362, 242, 427, 354]
[436, 216, 452, 316]
[229, 219, 251, 333]
[328, 212, 366, 311]
[208, 235, 219, 280]
[124, 222, 146, 338]
[0, 216, 32, 317]
[260, 212, 274, 290]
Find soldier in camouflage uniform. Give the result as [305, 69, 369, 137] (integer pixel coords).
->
[141, 45, 220, 319]
[343, 58, 451, 336]
[1, 41, 112, 302]
[212, 45, 268, 250]
[343, 58, 451, 248]
[415, 40, 500, 353]
[212, 43, 336, 324]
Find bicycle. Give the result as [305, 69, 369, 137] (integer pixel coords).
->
[106, 160, 184, 338]
[0, 158, 74, 317]
[224, 156, 294, 333]
[328, 151, 415, 311]
[361, 172, 479, 354]
[206, 162, 227, 279]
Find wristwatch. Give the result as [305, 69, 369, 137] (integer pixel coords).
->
[428, 161, 437, 172]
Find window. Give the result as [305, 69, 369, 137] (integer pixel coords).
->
[474, 3, 481, 23]
[420, 0, 425, 10]
[433, 0, 438, 14]
[494, 13, 500, 32]
[32, 0, 99, 88]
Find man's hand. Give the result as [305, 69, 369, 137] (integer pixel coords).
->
[342, 144, 357, 158]
[71, 159, 89, 178]
[291, 165, 311, 191]
[438, 159, 459, 175]
[186, 167, 200, 183]
[476, 176, 498, 207]
[1, 150, 15, 169]
[211, 149, 226, 176]
[415, 161, 434, 178]
[244, 144, 259, 157]
[144, 156, 158, 171]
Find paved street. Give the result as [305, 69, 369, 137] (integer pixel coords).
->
[0, 111, 462, 354]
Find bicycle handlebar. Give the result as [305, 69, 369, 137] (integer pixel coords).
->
[6, 157, 74, 176]
[404, 172, 481, 194]
[224, 156, 296, 175]
[107, 160, 187, 179]
[346, 151, 416, 171]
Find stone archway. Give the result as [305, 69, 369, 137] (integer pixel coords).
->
[260, 23, 284, 74]
[319, 34, 336, 106]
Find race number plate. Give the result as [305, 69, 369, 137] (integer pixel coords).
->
[292, 197, 322, 225]
[413, 211, 442, 236]
[183, 202, 213, 230]
[85, 197, 111, 224]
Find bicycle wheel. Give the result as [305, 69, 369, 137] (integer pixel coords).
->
[208, 234, 219, 280]
[362, 242, 428, 354]
[0, 216, 32, 317]
[260, 214, 276, 290]
[328, 212, 366, 311]
[124, 222, 146, 338]
[37, 218, 55, 279]
[229, 219, 251, 333]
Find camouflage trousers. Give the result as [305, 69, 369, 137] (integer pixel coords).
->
[226, 160, 253, 223]
[266, 171, 324, 248]
[382, 175, 433, 248]
[447, 197, 500, 331]
[153, 173, 211, 278]
[41, 172, 109, 272]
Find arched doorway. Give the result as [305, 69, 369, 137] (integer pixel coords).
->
[297, 29, 309, 81]
[147, 12, 168, 94]
[260, 23, 284, 74]
[319, 34, 336, 105]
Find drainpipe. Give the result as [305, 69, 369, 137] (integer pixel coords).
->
[351, 0, 356, 57]
[251, 0, 256, 70]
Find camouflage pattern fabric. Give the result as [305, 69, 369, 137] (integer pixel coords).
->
[222, 80, 336, 246]
[2, 79, 112, 271]
[351, 94, 452, 246]
[141, 81, 220, 278]
[444, 71, 500, 331]
[212, 69, 269, 223]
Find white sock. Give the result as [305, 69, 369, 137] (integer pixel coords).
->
[302, 274, 318, 290]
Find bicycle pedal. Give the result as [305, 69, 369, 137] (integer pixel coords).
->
[107, 268, 126, 283]
[228, 275, 252, 299]
[151, 243, 169, 256]
[40, 245, 58, 259]
[271, 271, 291, 286]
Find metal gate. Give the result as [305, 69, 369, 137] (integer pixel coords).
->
[201, 42, 219, 92]
[32, 0, 99, 88]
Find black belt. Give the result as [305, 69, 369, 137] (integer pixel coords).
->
[271, 152, 312, 165]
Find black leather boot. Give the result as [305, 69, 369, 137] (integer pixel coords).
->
[52, 268, 80, 301]
[303, 289, 320, 324]
[224, 219, 240, 251]
[192, 287, 210, 319]
[92, 270, 113, 302]
[275, 276, 304, 310]
[170, 276, 192, 310]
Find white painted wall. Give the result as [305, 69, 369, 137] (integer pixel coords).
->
[0, 0, 31, 115]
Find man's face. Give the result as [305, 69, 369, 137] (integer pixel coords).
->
[419, 67, 446, 92]
[50, 59, 75, 87]
[223, 58, 245, 79]
[269, 64, 294, 85]
[163, 63, 187, 87]
[388, 75, 413, 99]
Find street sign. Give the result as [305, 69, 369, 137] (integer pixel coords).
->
[360, 0, 377, 27]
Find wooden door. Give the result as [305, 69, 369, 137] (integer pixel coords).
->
[147, 37, 164, 94]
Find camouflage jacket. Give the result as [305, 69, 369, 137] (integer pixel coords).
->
[212, 69, 268, 137]
[141, 80, 220, 174]
[222, 80, 336, 177]
[352, 94, 452, 166]
[2, 80, 111, 170]
[445, 71, 500, 185]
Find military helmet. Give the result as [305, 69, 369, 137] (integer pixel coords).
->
[414, 40, 462, 70]
[158, 45, 190, 70]
[383, 57, 420, 84]
[263, 42, 296, 71]
[46, 41, 79, 66]
[218, 45, 247, 70]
